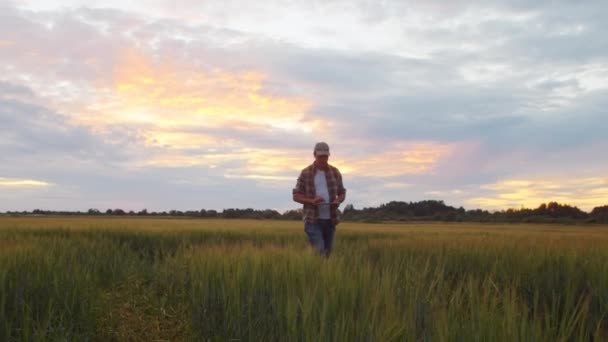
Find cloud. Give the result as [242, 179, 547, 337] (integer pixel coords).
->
[0, 177, 52, 188]
[1, 1, 607, 212]
[0, 86, 90, 155]
[0, 80, 34, 97]
[4, 3, 604, 152]
[336, 141, 454, 177]
[106, 47, 313, 136]
[0, 81, 141, 163]
[468, 177, 608, 211]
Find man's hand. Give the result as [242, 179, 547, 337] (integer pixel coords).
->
[311, 196, 325, 205]
[332, 193, 346, 205]
[293, 193, 326, 206]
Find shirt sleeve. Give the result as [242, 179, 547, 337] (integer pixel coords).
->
[292, 170, 305, 195]
[336, 168, 346, 195]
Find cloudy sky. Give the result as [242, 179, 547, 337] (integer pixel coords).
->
[1, 0, 607, 213]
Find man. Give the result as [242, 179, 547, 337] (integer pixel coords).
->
[292, 142, 346, 257]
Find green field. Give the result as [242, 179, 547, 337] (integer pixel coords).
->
[1, 217, 607, 341]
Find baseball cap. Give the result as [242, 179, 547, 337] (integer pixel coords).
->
[314, 142, 330, 156]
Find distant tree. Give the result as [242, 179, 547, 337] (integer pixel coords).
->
[281, 209, 302, 220]
[591, 205, 608, 216]
[4, 199, 606, 223]
[261, 209, 281, 219]
[537, 202, 587, 219]
[169, 210, 184, 216]
[590, 205, 608, 223]
[201, 209, 218, 218]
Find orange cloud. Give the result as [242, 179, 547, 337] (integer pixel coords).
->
[141, 141, 454, 182]
[0, 40, 14, 48]
[104, 48, 312, 135]
[0, 177, 52, 188]
[61, 49, 454, 181]
[65, 47, 316, 155]
[468, 177, 608, 211]
[141, 148, 310, 175]
[220, 142, 452, 180]
[339, 142, 454, 177]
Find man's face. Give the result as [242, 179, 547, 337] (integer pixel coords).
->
[314, 153, 329, 168]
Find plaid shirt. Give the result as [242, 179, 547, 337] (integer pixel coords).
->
[292, 163, 346, 224]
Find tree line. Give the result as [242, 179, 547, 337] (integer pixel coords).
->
[2, 200, 608, 224]
[3, 207, 303, 221]
[342, 200, 608, 224]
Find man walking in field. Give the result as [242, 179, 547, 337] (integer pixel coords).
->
[293, 142, 346, 257]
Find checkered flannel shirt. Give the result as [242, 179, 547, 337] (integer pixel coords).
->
[292, 163, 346, 224]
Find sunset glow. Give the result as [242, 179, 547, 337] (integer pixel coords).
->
[0, 178, 52, 188]
[1, 1, 607, 212]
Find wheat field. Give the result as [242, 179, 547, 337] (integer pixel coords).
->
[1, 216, 607, 341]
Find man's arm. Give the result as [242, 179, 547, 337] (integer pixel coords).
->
[332, 168, 346, 204]
[333, 192, 346, 205]
[292, 169, 324, 205]
[293, 193, 324, 205]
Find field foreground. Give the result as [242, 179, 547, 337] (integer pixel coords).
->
[1, 217, 607, 341]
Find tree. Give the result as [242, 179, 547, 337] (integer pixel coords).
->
[590, 205, 608, 223]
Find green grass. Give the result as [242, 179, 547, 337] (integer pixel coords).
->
[1, 217, 607, 341]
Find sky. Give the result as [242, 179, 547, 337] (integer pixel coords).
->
[1, 0, 608, 213]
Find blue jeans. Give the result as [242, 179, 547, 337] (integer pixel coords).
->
[304, 219, 335, 257]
